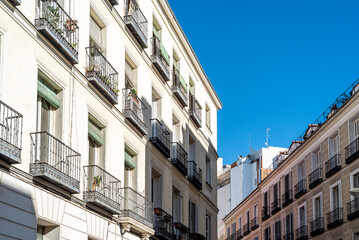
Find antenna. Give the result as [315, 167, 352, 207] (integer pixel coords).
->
[265, 128, 271, 148]
[249, 133, 251, 153]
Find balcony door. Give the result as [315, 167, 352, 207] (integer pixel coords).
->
[298, 162, 304, 182]
[299, 205, 306, 227]
[314, 196, 322, 220]
[189, 200, 198, 233]
[329, 134, 339, 158]
[312, 150, 321, 171]
[172, 187, 181, 223]
[285, 213, 293, 235]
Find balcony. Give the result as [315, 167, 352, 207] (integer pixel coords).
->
[124, 2, 148, 48]
[250, 217, 259, 230]
[310, 217, 324, 237]
[83, 165, 121, 214]
[327, 208, 343, 229]
[295, 225, 308, 240]
[243, 223, 250, 236]
[345, 138, 359, 164]
[30, 131, 80, 193]
[274, 233, 281, 240]
[0, 101, 23, 164]
[150, 119, 170, 158]
[271, 199, 281, 215]
[308, 168, 322, 189]
[325, 154, 341, 177]
[236, 229, 243, 239]
[85, 47, 119, 104]
[283, 233, 294, 240]
[172, 68, 188, 107]
[189, 95, 202, 128]
[262, 206, 270, 221]
[282, 190, 293, 207]
[188, 161, 202, 190]
[122, 88, 147, 135]
[154, 208, 173, 240]
[151, 37, 170, 81]
[35, 0, 79, 64]
[173, 222, 189, 240]
[109, 0, 119, 6]
[230, 233, 236, 240]
[294, 179, 306, 199]
[347, 198, 359, 220]
[171, 143, 188, 176]
[119, 187, 153, 230]
[190, 232, 206, 240]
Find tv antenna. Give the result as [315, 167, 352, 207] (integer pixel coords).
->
[265, 128, 271, 148]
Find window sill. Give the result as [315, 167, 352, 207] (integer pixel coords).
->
[206, 181, 213, 189]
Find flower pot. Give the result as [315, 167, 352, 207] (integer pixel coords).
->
[164, 215, 172, 222]
[154, 208, 162, 216]
[67, 19, 78, 31]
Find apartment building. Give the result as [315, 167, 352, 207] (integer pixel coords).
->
[0, 0, 221, 239]
[223, 79, 359, 240]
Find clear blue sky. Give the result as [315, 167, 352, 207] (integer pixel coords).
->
[168, 0, 359, 165]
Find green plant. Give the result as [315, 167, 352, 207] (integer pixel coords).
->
[45, 5, 60, 28]
[129, 88, 137, 96]
[71, 42, 78, 48]
[92, 175, 102, 190]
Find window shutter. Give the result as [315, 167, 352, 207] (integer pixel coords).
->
[90, 18, 101, 46]
[88, 121, 104, 146]
[125, 151, 136, 170]
[38, 80, 61, 109]
[153, 26, 160, 39]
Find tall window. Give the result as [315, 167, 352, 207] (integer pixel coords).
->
[172, 115, 180, 142]
[274, 220, 281, 239]
[285, 213, 293, 235]
[206, 215, 211, 240]
[206, 157, 211, 185]
[313, 194, 322, 220]
[189, 200, 198, 233]
[125, 57, 137, 90]
[227, 227, 230, 238]
[312, 149, 321, 170]
[284, 173, 291, 192]
[246, 211, 250, 224]
[172, 187, 181, 223]
[297, 162, 304, 182]
[124, 145, 137, 190]
[88, 117, 105, 167]
[151, 169, 162, 208]
[239, 217, 242, 231]
[231, 222, 236, 237]
[189, 78, 195, 96]
[264, 227, 271, 240]
[350, 170, 359, 201]
[152, 89, 161, 119]
[205, 105, 211, 129]
[90, 15, 105, 53]
[153, 17, 162, 40]
[330, 182, 341, 211]
[298, 204, 306, 227]
[189, 135, 196, 161]
[355, 232, 359, 240]
[253, 205, 258, 218]
[329, 133, 339, 158]
[173, 50, 180, 70]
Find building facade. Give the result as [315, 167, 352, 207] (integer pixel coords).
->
[0, 0, 221, 239]
[223, 79, 359, 240]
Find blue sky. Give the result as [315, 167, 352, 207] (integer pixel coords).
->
[168, 0, 359, 165]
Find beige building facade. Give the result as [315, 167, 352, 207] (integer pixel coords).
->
[0, 0, 221, 239]
[223, 80, 359, 240]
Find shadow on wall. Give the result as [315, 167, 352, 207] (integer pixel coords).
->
[0, 169, 37, 239]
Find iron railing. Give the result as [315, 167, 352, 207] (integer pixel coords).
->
[150, 119, 170, 157]
[83, 165, 121, 213]
[188, 161, 202, 189]
[327, 208, 343, 228]
[274, 232, 281, 240]
[189, 95, 202, 127]
[124, 0, 148, 40]
[262, 206, 270, 221]
[172, 68, 188, 105]
[30, 131, 80, 181]
[122, 88, 147, 134]
[294, 178, 306, 198]
[173, 222, 190, 240]
[236, 229, 242, 239]
[171, 142, 188, 175]
[283, 233, 294, 240]
[308, 167, 322, 188]
[151, 37, 170, 71]
[325, 154, 341, 177]
[0, 101, 23, 162]
[282, 190, 293, 207]
[230, 233, 236, 240]
[310, 217, 324, 236]
[243, 223, 250, 235]
[347, 198, 359, 220]
[345, 138, 359, 164]
[271, 198, 281, 214]
[35, 0, 79, 56]
[250, 217, 258, 230]
[85, 47, 119, 103]
[120, 187, 153, 228]
[295, 225, 308, 240]
[154, 208, 173, 239]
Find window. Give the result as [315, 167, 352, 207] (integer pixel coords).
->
[284, 173, 291, 192]
[264, 227, 271, 240]
[90, 14, 105, 53]
[36, 223, 59, 240]
[350, 169, 359, 201]
[355, 232, 359, 240]
[124, 145, 137, 189]
[231, 222, 236, 236]
[205, 105, 211, 129]
[285, 213, 293, 235]
[152, 88, 161, 119]
[88, 117, 105, 167]
[263, 191, 269, 208]
[329, 133, 339, 158]
[189, 200, 198, 233]
[125, 56, 137, 89]
[298, 162, 304, 181]
[273, 182, 280, 202]
[189, 135, 196, 161]
[172, 187, 182, 222]
[227, 226, 230, 238]
[313, 193, 323, 220]
[206, 157, 211, 185]
[330, 181, 341, 210]
[189, 77, 195, 96]
[153, 17, 162, 40]
[246, 211, 250, 223]
[312, 149, 321, 170]
[173, 50, 180, 70]
[206, 215, 211, 240]
[172, 115, 180, 142]
[151, 169, 162, 208]
[253, 205, 258, 218]
[274, 220, 281, 239]
[298, 203, 306, 227]
[239, 217, 242, 230]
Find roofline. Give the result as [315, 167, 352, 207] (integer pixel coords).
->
[159, 0, 222, 109]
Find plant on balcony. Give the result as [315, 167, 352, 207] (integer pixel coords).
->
[92, 175, 102, 191]
[164, 215, 172, 222]
[44, 5, 64, 34]
[154, 208, 162, 216]
[66, 19, 78, 32]
[128, 88, 139, 103]
[85, 63, 101, 73]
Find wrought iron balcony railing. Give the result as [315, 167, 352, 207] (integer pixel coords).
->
[0, 101, 23, 164]
[262, 206, 270, 221]
[345, 137, 359, 164]
[310, 217, 324, 237]
[189, 95, 202, 128]
[122, 88, 147, 135]
[188, 161, 202, 190]
[271, 198, 281, 215]
[151, 37, 170, 81]
[171, 142, 188, 176]
[154, 208, 173, 240]
[150, 119, 170, 158]
[325, 154, 341, 177]
[119, 187, 153, 228]
[172, 68, 188, 107]
[173, 222, 190, 240]
[30, 131, 81, 193]
[236, 229, 243, 239]
[308, 167, 322, 189]
[35, 0, 79, 64]
[243, 223, 250, 236]
[327, 207, 343, 229]
[347, 197, 359, 220]
[250, 217, 259, 230]
[294, 178, 306, 199]
[282, 190, 293, 207]
[274, 233, 281, 240]
[86, 47, 119, 104]
[124, 1, 148, 48]
[230, 233, 236, 240]
[83, 165, 121, 214]
[283, 233, 294, 240]
[295, 225, 308, 240]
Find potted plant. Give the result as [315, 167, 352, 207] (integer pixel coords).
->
[128, 88, 139, 104]
[67, 19, 78, 32]
[164, 214, 172, 222]
[154, 208, 162, 216]
[92, 175, 102, 191]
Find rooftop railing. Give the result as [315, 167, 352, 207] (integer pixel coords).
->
[35, 0, 79, 63]
[0, 101, 23, 164]
[30, 131, 81, 193]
